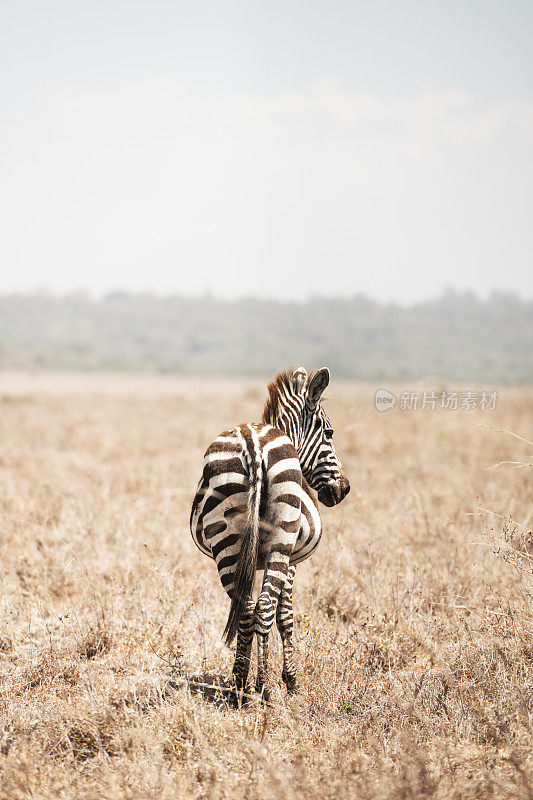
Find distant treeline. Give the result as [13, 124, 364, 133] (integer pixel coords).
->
[0, 291, 531, 383]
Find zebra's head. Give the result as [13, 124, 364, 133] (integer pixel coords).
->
[263, 366, 350, 507]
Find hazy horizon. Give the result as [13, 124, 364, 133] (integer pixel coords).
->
[0, 285, 529, 308]
[1, 1, 533, 303]
[1, 291, 530, 382]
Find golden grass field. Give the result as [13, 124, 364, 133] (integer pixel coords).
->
[0, 372, 531, 799]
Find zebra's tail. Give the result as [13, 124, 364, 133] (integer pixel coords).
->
[223, 426, 262, 646]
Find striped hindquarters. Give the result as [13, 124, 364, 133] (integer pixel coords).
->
[190, 428, 249, 575]
[291, 477, 322, 564]
[190, 424, 319, 592]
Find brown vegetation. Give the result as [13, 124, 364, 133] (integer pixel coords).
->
[0, 374, 531, 799]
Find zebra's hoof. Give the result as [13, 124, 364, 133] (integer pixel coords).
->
[228, 688, 247, 708]
[282, 672, 298, 694]
[255, 684, 271, 704]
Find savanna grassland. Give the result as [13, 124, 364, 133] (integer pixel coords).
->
[0, 373, 531, 799]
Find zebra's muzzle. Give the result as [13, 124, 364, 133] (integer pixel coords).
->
[317, 475, 350, 507]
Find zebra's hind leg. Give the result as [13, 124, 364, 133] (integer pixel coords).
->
[254, 553, 289, 702]
[276, 565, 298, 694]
[230, 595, 255, 704]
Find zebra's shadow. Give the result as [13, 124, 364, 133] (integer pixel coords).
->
[165, 670, 261, 710]
[165, 670, 237, 709]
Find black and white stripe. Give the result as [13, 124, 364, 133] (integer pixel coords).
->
[190, 366, 350, 700]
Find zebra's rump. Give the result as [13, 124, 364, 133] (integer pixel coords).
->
[290, 479, 322, 564]
[190, 424, 322, 585]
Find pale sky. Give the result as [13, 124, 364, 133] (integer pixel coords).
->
[1, 1, 532, 302]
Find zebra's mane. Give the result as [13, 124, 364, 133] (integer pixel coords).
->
[262, 367, 307, 426]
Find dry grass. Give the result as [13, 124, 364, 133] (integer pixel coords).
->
[0, 373, 531, 799]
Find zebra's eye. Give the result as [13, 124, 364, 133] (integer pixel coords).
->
[324, 428, 334, 440]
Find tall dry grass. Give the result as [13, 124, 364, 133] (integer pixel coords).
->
[0, 374, 531, 799]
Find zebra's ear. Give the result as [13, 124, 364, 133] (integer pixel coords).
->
[292, 366, 308, 394]
[307, 367, 330, 408]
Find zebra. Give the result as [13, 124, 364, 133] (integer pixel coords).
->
[190, 366, 350, 701]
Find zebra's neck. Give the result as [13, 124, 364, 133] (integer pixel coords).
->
[261, 371, 306, 461]
[270, 414, 304, 461]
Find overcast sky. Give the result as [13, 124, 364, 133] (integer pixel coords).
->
[1, 1, 532, 302]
